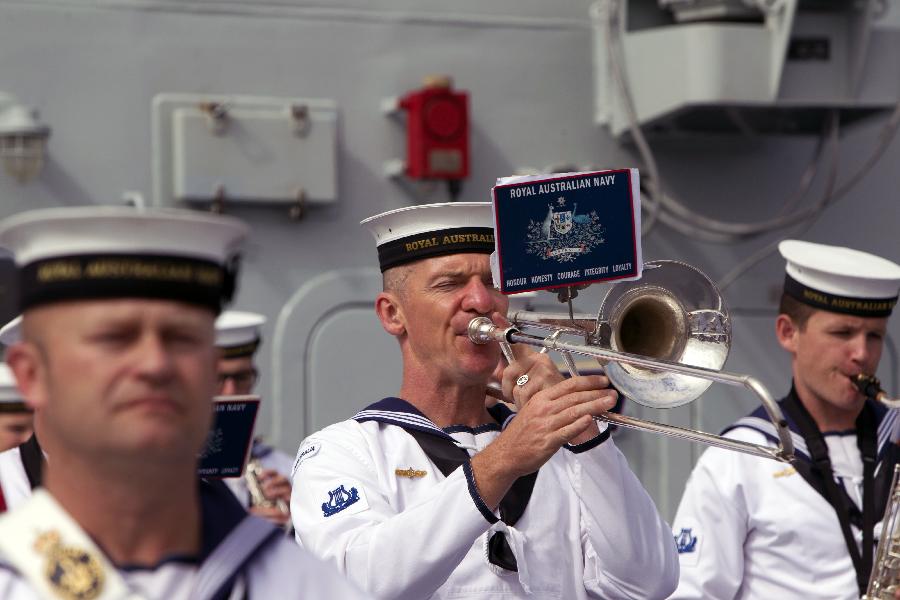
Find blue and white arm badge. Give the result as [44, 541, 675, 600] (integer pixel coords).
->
[675, 528, 698, 554]
[321, 484, 361, 517]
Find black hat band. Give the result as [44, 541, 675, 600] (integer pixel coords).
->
[784, 274, 897, 318]
[219, 338, 261, 359]
[377, 227, 494, 272]
[20, 253, 239, 313]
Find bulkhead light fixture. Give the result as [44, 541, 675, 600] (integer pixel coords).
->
[0, 93, 50, 184]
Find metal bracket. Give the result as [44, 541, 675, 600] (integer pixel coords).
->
[199, 102, 229, 135]
[289, 188, 306, 220]
[211, 184, 226, 213]
[291, 104, 310, 137]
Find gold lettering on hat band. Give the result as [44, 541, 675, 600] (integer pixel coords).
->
[85, 260, 193, 281]
[36, 258, 222, 287]
[803, 289, 896, 313]
[787, 274, 896, 317]
[405, 237, 438, 252]
[403, 233, 494, 253]
[37, 260, 82, 282]
[378, 226, 495, 272]
[829, 298, 895, 312]
[442, 233, 494, 245]
[220, 340, 260, 358]
[802, 289, 829, 305]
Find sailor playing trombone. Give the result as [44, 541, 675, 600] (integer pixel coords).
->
[289, 201, 678, 599]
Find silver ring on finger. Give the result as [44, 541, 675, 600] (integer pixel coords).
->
[516, 374, 530, 387]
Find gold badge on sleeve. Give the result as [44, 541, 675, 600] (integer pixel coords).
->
[772, 466, 797, 479]
[34, 530, 105, 600]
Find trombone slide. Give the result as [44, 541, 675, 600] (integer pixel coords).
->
[468, 316, 794, 463]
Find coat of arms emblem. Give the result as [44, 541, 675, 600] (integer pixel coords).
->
[527, 197, 605, 263]
[551, 209, 573, 235]
[34, 530, 105, 600]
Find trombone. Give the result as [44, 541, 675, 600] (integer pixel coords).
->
[469, 261, 794, 463]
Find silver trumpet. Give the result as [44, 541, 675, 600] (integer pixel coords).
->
[469, 260, 794, 463]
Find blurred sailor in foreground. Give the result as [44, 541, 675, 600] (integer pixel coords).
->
[0, 206, 369, 599]
[0, 363, 31, 514]
[216, 310, 293, 526]
[671, 240, 900, 599]
[290, 202, 678, 599]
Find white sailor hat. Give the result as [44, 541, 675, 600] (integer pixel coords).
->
[0, 363, 28, 413]
[0, 206, 248, 313]
[215, 310, 266, 358]
[779, 240, 900, 317]
[361, 202, 495, 272]
[0, 315, 21, 346]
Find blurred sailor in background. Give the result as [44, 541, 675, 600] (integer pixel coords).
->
[290, 202, 678, 599]
[0, 317, 39, 514]
[671, 240, 900, 599]
[0, 365, 30, 454]
[0, 206, 369, 599]
[0, 362, 31, 514]
[216, 310, 293, 527]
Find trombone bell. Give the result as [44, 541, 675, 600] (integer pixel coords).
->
[513, 261, 731, 410]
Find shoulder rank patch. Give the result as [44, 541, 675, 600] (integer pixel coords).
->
[322, 484, 360, 517]
[292, 441, 321, 476]
[34, 530, 105, 600]
[395, 467, 427, 479]
[674, 528, 698, 554]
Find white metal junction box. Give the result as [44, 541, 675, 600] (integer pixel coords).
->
[592, 0, 900, 137]
[152, 93, 338, 208]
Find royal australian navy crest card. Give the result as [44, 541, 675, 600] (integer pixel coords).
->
[491, 169, 642, 294]
[198, 395, 261, 478]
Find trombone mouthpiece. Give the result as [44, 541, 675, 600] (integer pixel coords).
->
[467, 317, 496, 345]
[467, 317, 519, 346]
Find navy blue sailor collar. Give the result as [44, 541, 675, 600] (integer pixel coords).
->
[353, 397, 516, 441]
[723, 384, 899, 466]
[198, 478, 252, 560]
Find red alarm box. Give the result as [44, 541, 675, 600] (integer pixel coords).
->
[397, 76, 469, 181]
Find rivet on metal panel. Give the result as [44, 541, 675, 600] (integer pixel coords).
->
[289, 188, 306, 220]
[211, 184, 226, 214]
[199, 101, 229, 135]
[291, 104, 310, 137]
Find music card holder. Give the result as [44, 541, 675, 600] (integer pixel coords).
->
[197, 395, 261, 478]
[491, 169, 642, 295]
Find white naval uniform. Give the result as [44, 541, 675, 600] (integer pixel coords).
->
[223, 438, 294, 508]
[0, 448, 29, 513]
[670, 397, 900, 600]
[290, 398, 679, 600]
[0, 479, 371, 600]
